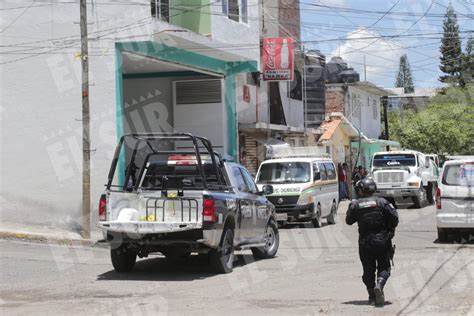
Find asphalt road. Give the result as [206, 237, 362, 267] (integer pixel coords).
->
[1, 204, 473, 315]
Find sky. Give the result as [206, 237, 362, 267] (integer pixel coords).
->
[300, 0, 473, 88]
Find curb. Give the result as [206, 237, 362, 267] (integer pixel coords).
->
[0, 231, 108, 249]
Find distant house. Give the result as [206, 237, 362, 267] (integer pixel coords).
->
[325, 81, 392, 140]
[387, 87, 438, 112]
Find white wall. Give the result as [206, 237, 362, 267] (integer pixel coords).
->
[210, 0, 260, 65]
[123, 77, 176, 135]
[0, 1, 152, 229]
[347, 86, 382, 139]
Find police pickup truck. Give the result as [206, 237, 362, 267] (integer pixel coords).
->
[98, 133, 279, 274]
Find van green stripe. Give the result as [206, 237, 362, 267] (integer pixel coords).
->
[301, 183, 338, 193]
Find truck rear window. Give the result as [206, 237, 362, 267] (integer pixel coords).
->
[257, 162, 311, 184]
[373, 154, 416, 167]
[141, 162, 223, 190]
[442, 163, 474, 186]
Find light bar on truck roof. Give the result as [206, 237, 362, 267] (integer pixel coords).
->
[167, 155, 214, 165]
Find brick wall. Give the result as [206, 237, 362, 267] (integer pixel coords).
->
[325, 90, 345, 113]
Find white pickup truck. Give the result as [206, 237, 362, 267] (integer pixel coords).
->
[370, 151, 439, 208]
[98, 133, 279, 274]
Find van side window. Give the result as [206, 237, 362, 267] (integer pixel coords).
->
[318, 163, 328, 181]
[324, 163, 336, 180]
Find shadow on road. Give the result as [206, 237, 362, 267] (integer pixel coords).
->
[342, 300, 393, 306]
[434, 233, 474, 245]
[97, 253, 260, 282]
[280, 222, 330, 229]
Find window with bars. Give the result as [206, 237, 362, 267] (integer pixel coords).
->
[151, 0, 170, 22]
[372, 99, 378, 120]
[222, 0, 248, 23]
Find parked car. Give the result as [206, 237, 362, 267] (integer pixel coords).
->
[255, 157, 339, 227]
[98, 133, 279, 273]
[436, 158, 474, 241]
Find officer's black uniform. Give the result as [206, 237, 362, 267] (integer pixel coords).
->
[346, 178, 398, 306]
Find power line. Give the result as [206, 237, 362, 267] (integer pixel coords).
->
[0, 0, 37, 33]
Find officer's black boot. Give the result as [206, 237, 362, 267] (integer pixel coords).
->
[374, 278, 386, 307]
[367, 288, 376, 306]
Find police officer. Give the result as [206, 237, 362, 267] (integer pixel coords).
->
[346, 178, 399, 307]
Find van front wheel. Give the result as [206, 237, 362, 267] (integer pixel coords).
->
[327, 201, 337, 225]
[311, 205, 322, 228]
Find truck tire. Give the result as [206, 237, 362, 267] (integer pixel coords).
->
[327, 201, 337, 225]
[437, 228, 448, 242]
[111, 244, 136, 273]
[209, 227, 234, 274]
[426, 183, 436, 205]
[311, 204, 322, 228]
[251, 220, 279, 259]
[412, 189, 425, 209]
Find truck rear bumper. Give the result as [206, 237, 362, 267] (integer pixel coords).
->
[437, 213, 474, 229]
[98, 222, 221, 248]
[98, 221, 202, 234]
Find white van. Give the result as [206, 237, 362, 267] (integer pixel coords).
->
[255, 157, 339, 228]
[436, 158, 474, 241]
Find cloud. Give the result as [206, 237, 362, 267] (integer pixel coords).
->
[330, 27, 405, 84]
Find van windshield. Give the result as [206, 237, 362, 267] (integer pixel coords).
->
[257, 162, 311, 184]
[373, 154, 416, 167]
[442, 163, 474, 187]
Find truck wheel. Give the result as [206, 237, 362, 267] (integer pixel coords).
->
[426, 183, 436, 205]
[209, 227, 234, 274]
[110, 244, 136, 273]
[437, 228, 448, 242]
[311, 205, 322, 228]
[251, 220, 279, 259]
[327, 201, 337, 225]
[412, 189, 425, 208]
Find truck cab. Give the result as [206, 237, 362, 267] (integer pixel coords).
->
[370, 150, 438, 208]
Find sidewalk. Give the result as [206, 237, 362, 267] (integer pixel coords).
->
[0, 221, 104, 247]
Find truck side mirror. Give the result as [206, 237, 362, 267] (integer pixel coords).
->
[262, 185, 273, 195]
[425, 157, 430, 168]
[314, 172, 321, 181]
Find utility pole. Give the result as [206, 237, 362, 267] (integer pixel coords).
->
[80, 0, 91, 239]
[381, 96, 390, 151]
[363, 55, 367, 81]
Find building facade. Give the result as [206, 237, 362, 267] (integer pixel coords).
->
[325, 82, 392, 140]
[0, 0, 261, 230]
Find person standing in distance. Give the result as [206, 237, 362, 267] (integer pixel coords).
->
[346, 178, 399, 306]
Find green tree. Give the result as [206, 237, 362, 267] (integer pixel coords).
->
[395, 54, 415, 93]
[439, 4, 464, 87]
[388, 85, 474, 156]
[463, 33, 474, 84]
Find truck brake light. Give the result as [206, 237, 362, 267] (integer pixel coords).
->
[203, 198, 217, 223]
[435, 188, 441, 209]
[99, 194, 107, 221]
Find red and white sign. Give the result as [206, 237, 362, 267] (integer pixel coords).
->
[262, 38, 294, 81]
